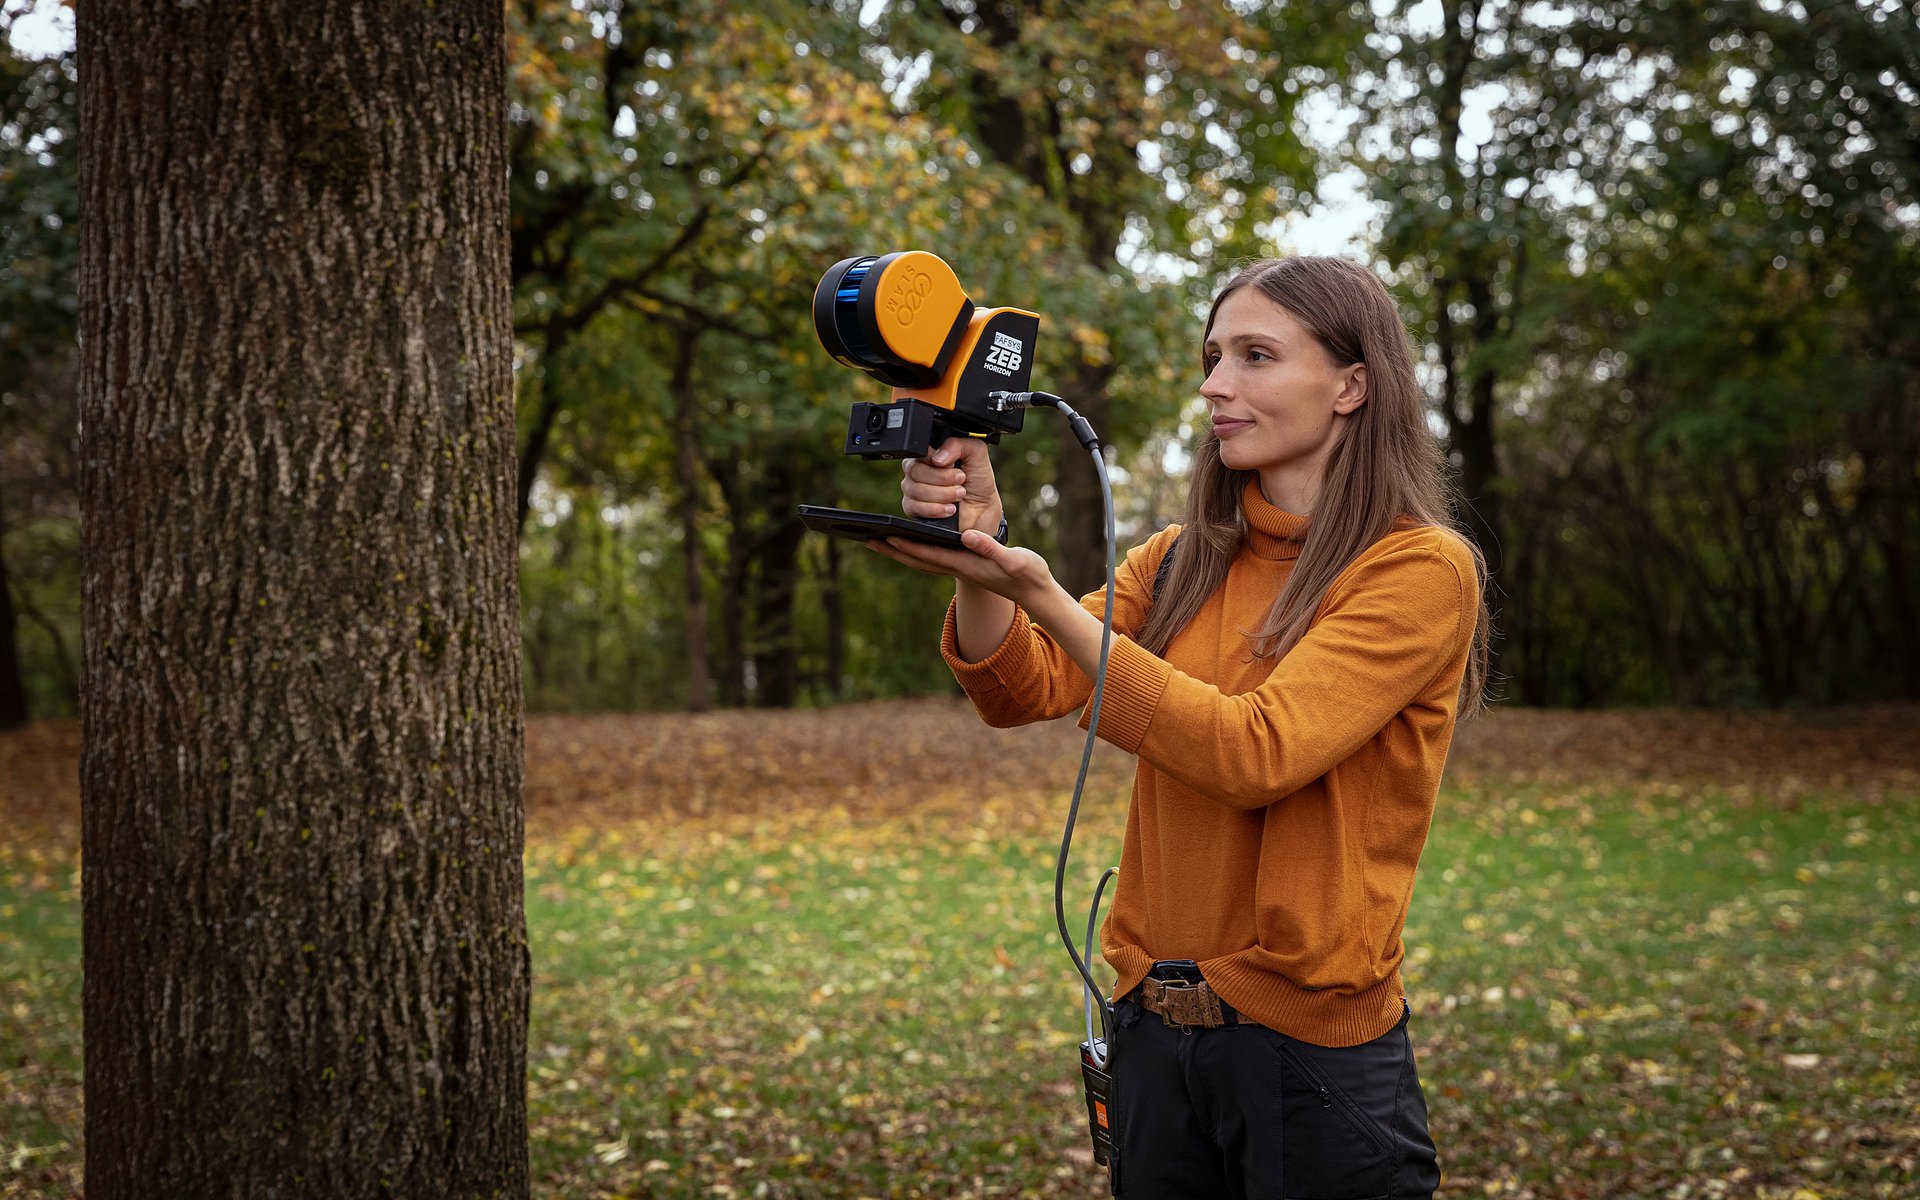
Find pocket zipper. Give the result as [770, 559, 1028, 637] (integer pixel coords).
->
[1276, 1042, 1394, 1158]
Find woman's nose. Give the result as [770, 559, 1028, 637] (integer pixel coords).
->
[1200, 363, 1231, 402]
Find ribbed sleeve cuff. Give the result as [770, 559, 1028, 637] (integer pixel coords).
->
[940, 596, 1041, 693]
[1072, 634, 1171, 753]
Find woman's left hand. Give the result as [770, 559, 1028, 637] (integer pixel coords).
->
[863, 530, 1061, 610]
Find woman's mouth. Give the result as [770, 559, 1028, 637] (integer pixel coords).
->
[1212, 418, 1254, 438]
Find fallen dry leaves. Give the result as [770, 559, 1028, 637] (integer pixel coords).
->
[8, 701, 1915, 850]
[3, 704, 1916, 1199]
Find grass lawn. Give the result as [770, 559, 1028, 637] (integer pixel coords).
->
[3, 703, 1917, 1198]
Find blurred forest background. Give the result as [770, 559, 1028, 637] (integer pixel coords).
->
[3, 0, 1916, 720]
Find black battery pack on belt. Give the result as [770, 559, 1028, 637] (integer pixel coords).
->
[1079, 1037, 1114, 1167]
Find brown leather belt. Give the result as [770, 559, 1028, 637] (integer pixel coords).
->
[1136, 976, 1242, 1029]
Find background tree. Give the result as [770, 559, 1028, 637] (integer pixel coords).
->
[1350, 0, 1628, 679]
[1595, 0, 1920, 702]
[866, 0, 1342, 593]
[77, 3, 528, 1195]
[0, 26, 77, 728]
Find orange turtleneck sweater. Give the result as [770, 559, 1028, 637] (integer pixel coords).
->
[940, 478, 1479, 1047]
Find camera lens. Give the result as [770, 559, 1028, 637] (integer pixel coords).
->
[865, 408, 888, 434]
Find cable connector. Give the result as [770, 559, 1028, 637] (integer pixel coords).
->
[987, 389, 1061, 413]
[988, 390, 1099, 450]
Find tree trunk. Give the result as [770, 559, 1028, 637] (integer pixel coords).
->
[945, 7, 1129, 599]
[753, 509, 807, 708]
[1053, 363, 1116, 597]
[1459, 278, 1506, 590]
[717, 532, 749, 707]
[77, 5, 528, 1198]
[528, 606, 551, 702]
[672, 337, 711, 712]
[10, 581, 79, 707]
[706, 450, 749, 707]
[822, 532, 845, 702]
[0, 497, 28, 730]
[1431, 0, 1507, 678]
[733, 451, 815, 710]
[1863, 382, 1920, 699]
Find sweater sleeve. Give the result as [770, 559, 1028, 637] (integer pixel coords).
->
[940, 526, 1180, 728]
[1078, 536, 1476, 807]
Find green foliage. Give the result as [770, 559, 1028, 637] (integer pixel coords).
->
[0, 24, 78, 720]
[503, 0, 1226, 706]
[3, 1, 1914, 712]
[1338, 0, 1919, 706]
[0, 33, 74, 380]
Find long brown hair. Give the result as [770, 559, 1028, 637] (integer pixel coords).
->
[1134, 256, 1493, 714]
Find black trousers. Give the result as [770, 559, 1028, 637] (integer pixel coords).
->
[1105, 974, 1440, 1199]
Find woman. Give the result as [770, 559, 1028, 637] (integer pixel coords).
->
[865, 256, 1490, 1200]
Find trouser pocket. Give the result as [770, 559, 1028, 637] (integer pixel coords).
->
[1275, 1040, 1396, 1159]
[1265, 1013, 1426, 1200]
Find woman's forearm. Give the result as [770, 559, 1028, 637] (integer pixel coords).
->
[953, 578, 1017, 663]
[1025, 584, 1107, 679]
[955, 573, 1110, 676]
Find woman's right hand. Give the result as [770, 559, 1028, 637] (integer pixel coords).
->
[902, 436, 1003, 536]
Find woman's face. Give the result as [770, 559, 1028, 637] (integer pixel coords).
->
[1200, 288, 1365, 497]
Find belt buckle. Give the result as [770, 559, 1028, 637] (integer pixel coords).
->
[1154, 978, 1219, 1031]
[1155, 978, 1191, 1028]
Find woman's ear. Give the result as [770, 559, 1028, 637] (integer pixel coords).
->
[1333, 363, 1368, 415]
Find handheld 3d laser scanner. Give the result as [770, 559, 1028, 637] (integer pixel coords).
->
[799, 250, 1121, 1176]
[798, 251, 1039, 548]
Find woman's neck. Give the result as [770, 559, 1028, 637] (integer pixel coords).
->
[1257, 459, 1326, 515]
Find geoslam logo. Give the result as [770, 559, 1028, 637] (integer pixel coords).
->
[883, 269, 935, 326]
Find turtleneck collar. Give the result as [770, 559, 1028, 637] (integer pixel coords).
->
[1241, 477, 1310, 561]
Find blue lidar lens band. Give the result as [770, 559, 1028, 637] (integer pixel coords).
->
[835, 258, 881, 366]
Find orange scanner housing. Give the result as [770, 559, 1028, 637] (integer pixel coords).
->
[867, 250, 971, 370]
[812, 250, 977, 390]
[891, 306, 1041, 413]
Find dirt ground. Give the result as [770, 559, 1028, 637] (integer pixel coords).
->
[6, 699, 1917, 848]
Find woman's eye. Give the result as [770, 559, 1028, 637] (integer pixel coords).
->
[1246, 349, 1271, 363]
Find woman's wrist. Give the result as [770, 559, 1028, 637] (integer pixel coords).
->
[1022, 581, 1077, 627]
[955, 574, 1008, 604]
[966, 501, 1006, 537]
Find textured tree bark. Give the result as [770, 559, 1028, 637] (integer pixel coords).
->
[77, 4, 527, 1197]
